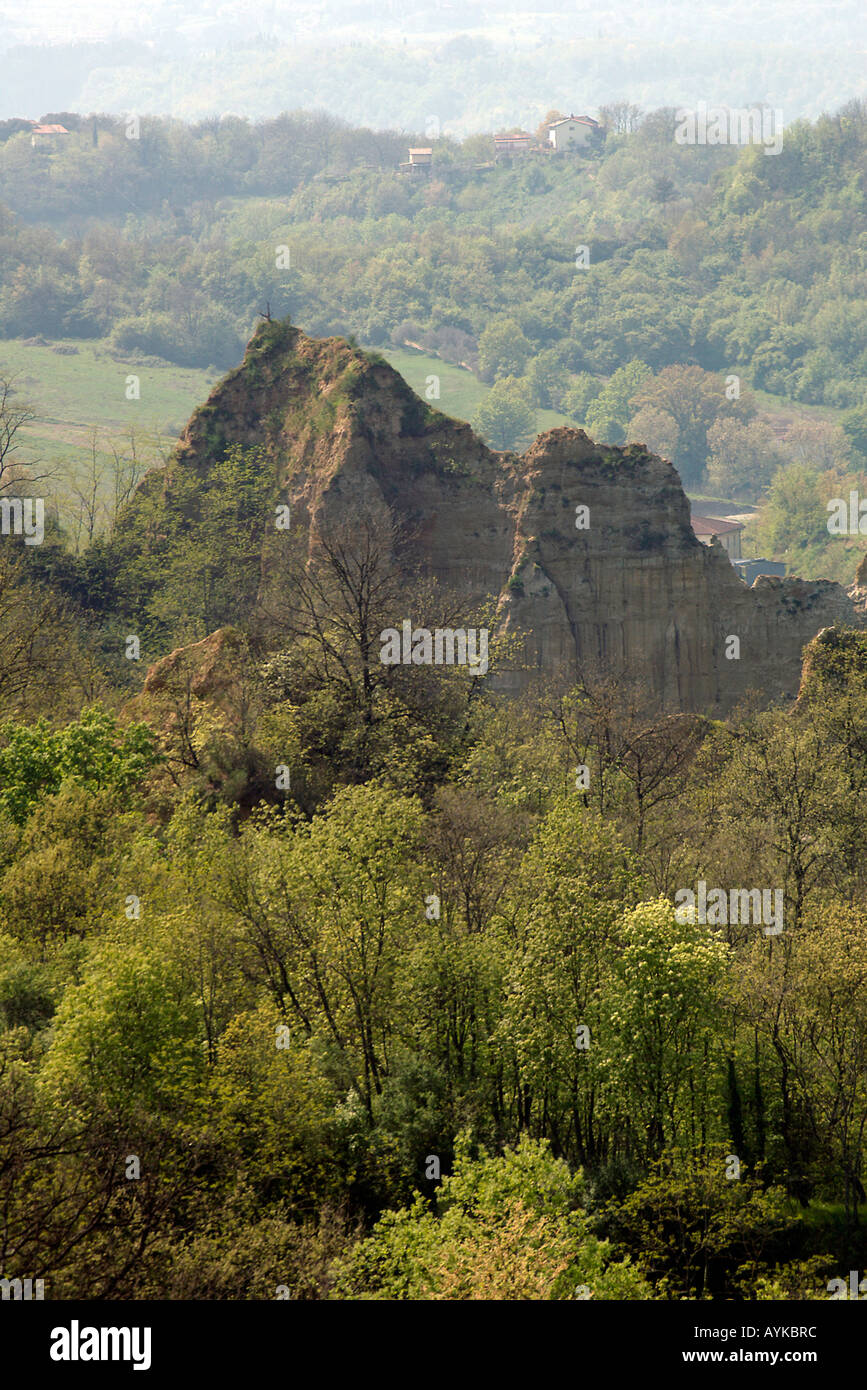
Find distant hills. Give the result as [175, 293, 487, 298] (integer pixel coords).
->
[2, 0, 867, 130]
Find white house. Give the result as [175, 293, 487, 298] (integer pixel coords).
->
[548, 115, 600, 151]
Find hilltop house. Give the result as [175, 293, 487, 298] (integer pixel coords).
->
[547, 115, 600, 150]
[493, 132, 534, 157]
[399, 147, 433, 175]
[690, 513, 744, 560]
[30, 122, 69, 147]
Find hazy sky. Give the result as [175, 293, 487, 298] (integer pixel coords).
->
[2, 1, 865, 131]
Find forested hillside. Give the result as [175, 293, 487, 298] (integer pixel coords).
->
[4, 101, 867, 415]
[4, 545, 867, 1299]
[4, 97, 867, 1308]
[2, 319, 867, 1300]
[3, 103, 867, 579]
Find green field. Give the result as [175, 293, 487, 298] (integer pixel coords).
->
[0, 337, 220, 484]
[2, 334, 836, 536]
[380, 346, 575, 437]
[4, 338, 575, 496]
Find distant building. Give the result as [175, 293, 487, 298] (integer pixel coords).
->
[493, 132, 534, 157]
[547, 115, 600, 151]
[30, 122, 69, 147]
[733, 557, 786, 585]
[691, 513, 745, 560]
[399, 147, 433, 175]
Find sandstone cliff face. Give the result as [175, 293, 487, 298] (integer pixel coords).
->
[500, 430, 858, 709]
[131, 320, 862, 714]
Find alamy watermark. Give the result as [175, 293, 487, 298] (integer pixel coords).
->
[379, 620, 489, 675]
[0, 497, 44, 545]
[1, 1276, 45, 1300]
[675, 103, 784, 156]
[827, 492, 867, 535]
[49, 1321, 152, 1370]
[674, 880, 783, 935]
[828, 1270, 867, 1300]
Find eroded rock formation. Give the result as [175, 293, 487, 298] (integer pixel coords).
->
[129, 319, 862, 713]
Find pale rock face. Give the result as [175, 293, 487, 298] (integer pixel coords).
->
[144, 321, 862, 713]
[499, 429, 858, 709]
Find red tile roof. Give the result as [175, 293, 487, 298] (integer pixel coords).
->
[549, 114, 600, 128]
